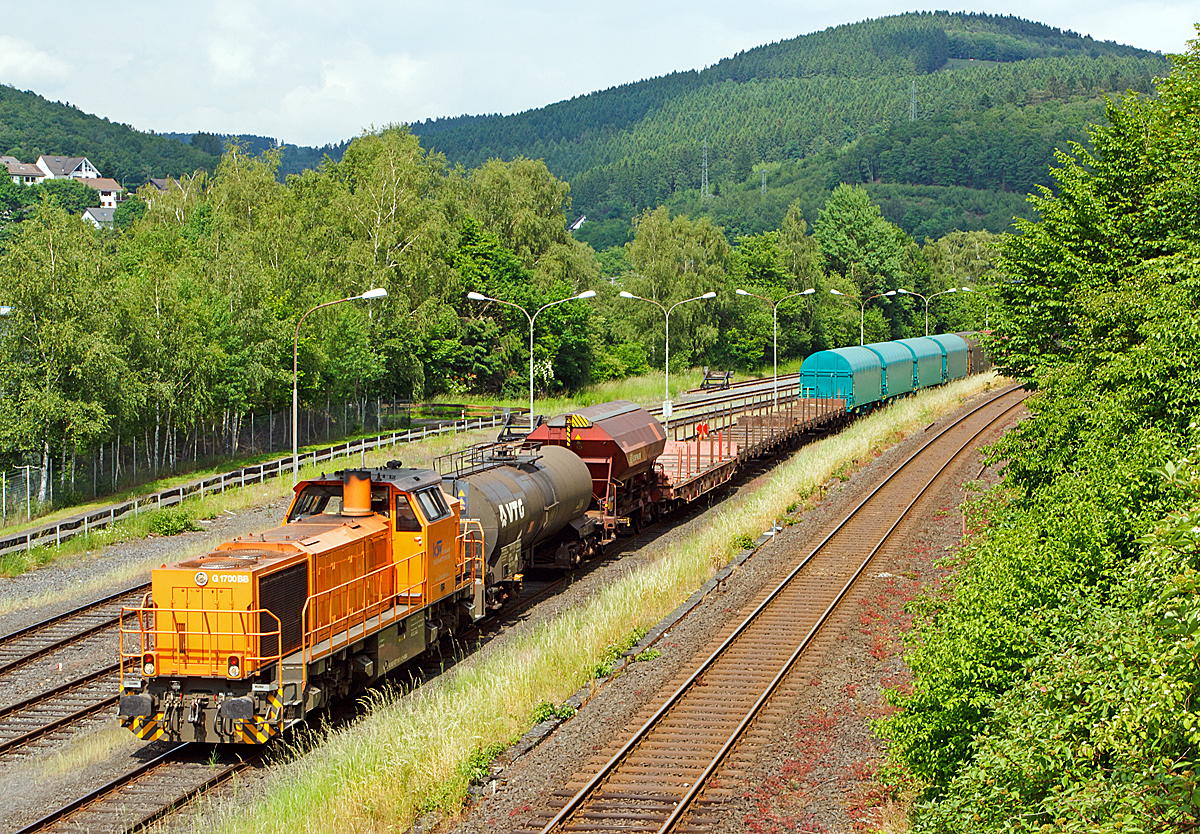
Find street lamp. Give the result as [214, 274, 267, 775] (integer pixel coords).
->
[735, 287, 814, 412]
[829, 288, 897, 345]
[467, 289, 596, 430]
[293, 288, 388, 485]
[897, 287, 968, 336]
[0, 306, 10, 400]
[619, 290, 717, 427]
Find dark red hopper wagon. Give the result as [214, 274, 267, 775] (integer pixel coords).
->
[526, 400, 667, 504]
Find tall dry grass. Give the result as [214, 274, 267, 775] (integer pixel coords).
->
[197, 373, 1000, 834]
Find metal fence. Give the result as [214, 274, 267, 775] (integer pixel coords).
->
[0, 400, 507, 528]
[0, 383, 817, 559]
[0, 407, 517, 559]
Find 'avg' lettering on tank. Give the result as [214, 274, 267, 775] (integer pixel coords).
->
[497, 497, 526, 529]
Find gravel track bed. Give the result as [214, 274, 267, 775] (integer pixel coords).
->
[0, 501, 287, 834]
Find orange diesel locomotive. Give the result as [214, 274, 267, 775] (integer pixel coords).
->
[118, 465, 482, 744]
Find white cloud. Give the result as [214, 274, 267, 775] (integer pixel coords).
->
[0, 36, 73, 86]
[275, 48, 433, 142]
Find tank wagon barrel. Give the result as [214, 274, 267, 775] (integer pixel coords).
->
[439, 443, 596, 582]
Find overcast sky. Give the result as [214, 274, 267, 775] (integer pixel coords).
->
[1, 2, 1194, 148]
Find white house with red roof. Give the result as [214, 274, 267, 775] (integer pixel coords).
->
[85, 177, 124, 208]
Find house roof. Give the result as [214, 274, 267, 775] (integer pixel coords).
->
[146, 177, 177, 191]
[2, 157, 45, 177]
[38, 155, 94, 177]
[82, 206, 116, 224]
[85, 177, 123, 192]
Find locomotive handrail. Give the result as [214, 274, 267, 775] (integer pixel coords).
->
[301, 559, 422, 664]
[459, 519, 484, 584]
[119, 605, 283, 682]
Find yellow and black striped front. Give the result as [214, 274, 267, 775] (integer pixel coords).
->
[122, 688, 286, 744]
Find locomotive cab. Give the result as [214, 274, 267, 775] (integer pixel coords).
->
[118, 465, 482, 744]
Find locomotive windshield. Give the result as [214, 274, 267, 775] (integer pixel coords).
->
[414, 488, 451, 522]
[288, 483, 392, 522]
[395, 495, 421, 532]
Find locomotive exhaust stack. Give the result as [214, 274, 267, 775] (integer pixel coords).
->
[341, 470, 372, 516]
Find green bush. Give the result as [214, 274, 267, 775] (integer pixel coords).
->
[149, 506, 199, 536]
[878, 37, 1200, 830]
[531, 700, 578, 723]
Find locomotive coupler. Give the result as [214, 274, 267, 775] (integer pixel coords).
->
[187, 695, 207, 725]
[164, 692, 182, 734]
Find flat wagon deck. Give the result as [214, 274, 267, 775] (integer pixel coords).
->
[656, 396, 846, 502]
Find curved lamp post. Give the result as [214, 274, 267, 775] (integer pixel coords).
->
[467, 289, 596, 430]
[829, 288, 897, 345]
[293, 287, 388, 485]
[898, 287, 970, 336]
[619, 290, 716, 429]
[957, 286, 980, 327]
[735, 287, 814, 411]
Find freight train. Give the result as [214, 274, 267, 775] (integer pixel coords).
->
[798, 331, 988, 411]
[118, 333, 987, 745]
[117, 401, 673, 743]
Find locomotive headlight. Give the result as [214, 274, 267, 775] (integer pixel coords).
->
[142, 654, 156, 677]
[227, 656, 242, 679]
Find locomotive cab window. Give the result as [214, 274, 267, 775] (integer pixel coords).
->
[414, 488, 450, 522]
[289, 484, 391, 522]
[288, 484, 343, 521]
[395, 495, 421, 532]
[371, 487, 391, 517]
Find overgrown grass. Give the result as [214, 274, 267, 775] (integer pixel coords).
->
[193, 373, 1000, 834]
[37, 724, 138, 778]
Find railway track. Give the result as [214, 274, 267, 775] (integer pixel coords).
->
[523, 384, 1026, 834]
[0, 585, 148, 761]
[14, 743, 256, 834]
[0, 584, 150, 677]
[0, 664, 121, 756]
[0, 382, 999, 831]
[682, 371, 799, 398]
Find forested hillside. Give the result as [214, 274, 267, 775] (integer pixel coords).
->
[0, 12, 1166, 244]
[0, 90, 344, 195]
[162, 131, 350, 178]
[0, 86, 220, 186]
[412, 12, 1168, 241]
